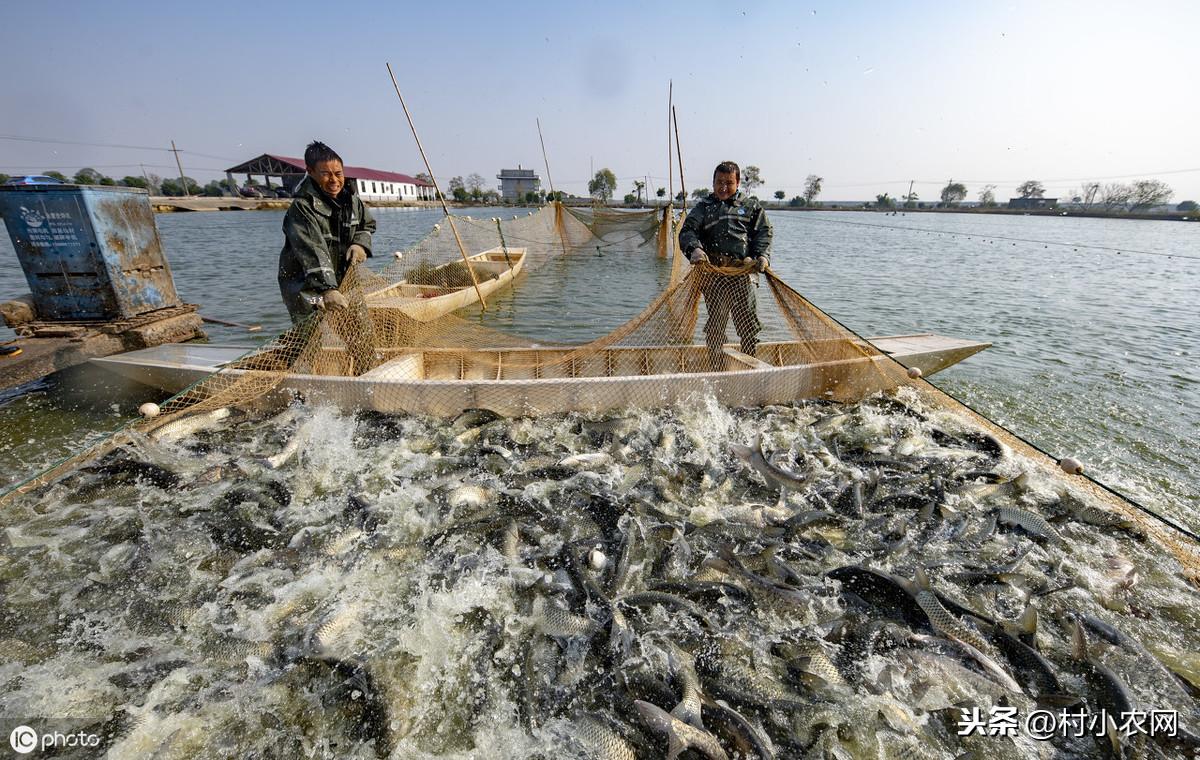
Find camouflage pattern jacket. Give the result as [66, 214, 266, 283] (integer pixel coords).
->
[278, 176, 376, 293]
[678, 190, 772, 265]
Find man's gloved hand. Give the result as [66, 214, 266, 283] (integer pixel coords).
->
[321, 289, 349, 311]
[689, 247, 709, 265]
[346, 244, 368, 265]
[749, 256, 767, 273]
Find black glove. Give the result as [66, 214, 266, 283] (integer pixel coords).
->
[689, 247, 709, 264]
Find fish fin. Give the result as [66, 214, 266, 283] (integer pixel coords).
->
[728, 443, 753, 462]
[1070, 619, 1089, 661]
[665, 728, 685, 760]
[1104, 712, 1121, 756]
[914, 567, 932, 591]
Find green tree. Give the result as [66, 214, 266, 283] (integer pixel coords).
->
[875, 193, 896, 209]
[1016, 180, 1045, 198]
[691, 187, 710, 199]
[482, 189, 500, 203]
[414, 172, 433, 186]
[44, 171, 69, 182]
[632, 179, 645, 205]
[202, 180, 226, 197]
[448, 176, 464, 193]
[159, 177, 201, 196]
[675, 191, 686, 203]
[940, 180, 967, 205]
[623, 193, 637, 204]
[73, 167, 103, 185]
[774, 190, 785, 201]
[978, 184, 997, 207]
[1178, 200, 1198, 212]
[788, 196, 806, 207]
[0, 173, 9, 184]
[451, 187, 469, 202]
[656, 187, 666, 199]
[802, 175, 823, 205]
[742, 165, 764, 193]
[1129, 179, 1173, 211]
[524, 190, 540, 204]
[902, 191, 919, 209]
[588, 168, 617, 201]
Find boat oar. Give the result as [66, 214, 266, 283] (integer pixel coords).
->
[200, 315, 262, 332]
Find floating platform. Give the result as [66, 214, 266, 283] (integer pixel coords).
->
[0, 304, 204, 393]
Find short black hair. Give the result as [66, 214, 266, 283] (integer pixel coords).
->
[304, 141, 343, 170]
[713, 161, 740, 184]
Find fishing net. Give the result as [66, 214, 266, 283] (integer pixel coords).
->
[6, 202, 1198, 581]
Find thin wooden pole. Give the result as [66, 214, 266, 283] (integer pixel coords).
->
[536, 117, 555, 197]
[667, 80, 673, 206]
[672, 106, 687, 213]
[170, 140, 189, 198]
[386, 62, 485, 309]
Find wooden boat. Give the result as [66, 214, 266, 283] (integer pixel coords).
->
[365, 246, 525, 321]
[91, 332, 990, 417]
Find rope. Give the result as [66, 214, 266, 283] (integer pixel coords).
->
[798, 215, 1200, 262]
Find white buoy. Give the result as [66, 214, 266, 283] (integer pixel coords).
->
[392, 251, 404, 260]
[588, 547, 608, 571]
[139, 402, 160, 418]
[1058, 457, 1084, 475]
[906, 366, 923, 379]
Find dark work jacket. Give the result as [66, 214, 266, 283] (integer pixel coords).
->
[278, 176, 376, 294]
[678, 190, 772, 264]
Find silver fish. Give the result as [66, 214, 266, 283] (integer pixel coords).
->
[572, 715, 639, 760]
[729, 434, 807, 491]
[148, 407, 231, 443]
[634, 700, 729, 760]
[995, 506, 1063, 543]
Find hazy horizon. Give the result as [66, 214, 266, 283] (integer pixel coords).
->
[2, 1, 1197, 204]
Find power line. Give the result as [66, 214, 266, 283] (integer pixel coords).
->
[0, 134, 239, 162]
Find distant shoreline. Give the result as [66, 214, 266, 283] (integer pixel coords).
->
[148, 196, 1197, 223]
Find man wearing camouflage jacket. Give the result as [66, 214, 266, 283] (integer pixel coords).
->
[678, 161, 773, 366]
[278, 141, 376, 324]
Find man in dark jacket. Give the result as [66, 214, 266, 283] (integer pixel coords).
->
[278, 141, 377, 324]
[678, 161, 773, 368]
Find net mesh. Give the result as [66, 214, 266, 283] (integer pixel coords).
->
[8, 202, 1198, 580]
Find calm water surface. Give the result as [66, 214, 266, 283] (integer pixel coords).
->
[1, 208, 1197, 529]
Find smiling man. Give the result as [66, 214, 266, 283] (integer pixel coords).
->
[277, 141, 376, 324]
[679, 160, 773, 369]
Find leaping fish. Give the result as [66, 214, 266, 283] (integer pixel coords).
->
[729, 434, 807, 491]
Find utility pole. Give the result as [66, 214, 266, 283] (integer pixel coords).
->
[907, 179, 914, 205]
[140, 163, 152, 193]
[170, 140, 189, 198]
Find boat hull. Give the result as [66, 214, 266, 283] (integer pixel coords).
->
[91, 334, 990, 417]
[366, 247, 525, 322]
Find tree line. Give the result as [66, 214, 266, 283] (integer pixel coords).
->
[586, 166, 826, 208]
[876, 178, 1187, 213]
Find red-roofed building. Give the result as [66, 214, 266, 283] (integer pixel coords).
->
[224, 154, 435, 201]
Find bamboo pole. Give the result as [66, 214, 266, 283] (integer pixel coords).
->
[667, 80, 673, 205]
[386, 62, 485, 310]
[672, 106, 687, 213]
[536, 117, 555, 197]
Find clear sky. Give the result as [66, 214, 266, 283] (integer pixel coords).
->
[2, 1, 1197, 203]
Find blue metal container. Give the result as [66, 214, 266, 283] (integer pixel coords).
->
[0, 185, 182, 320]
